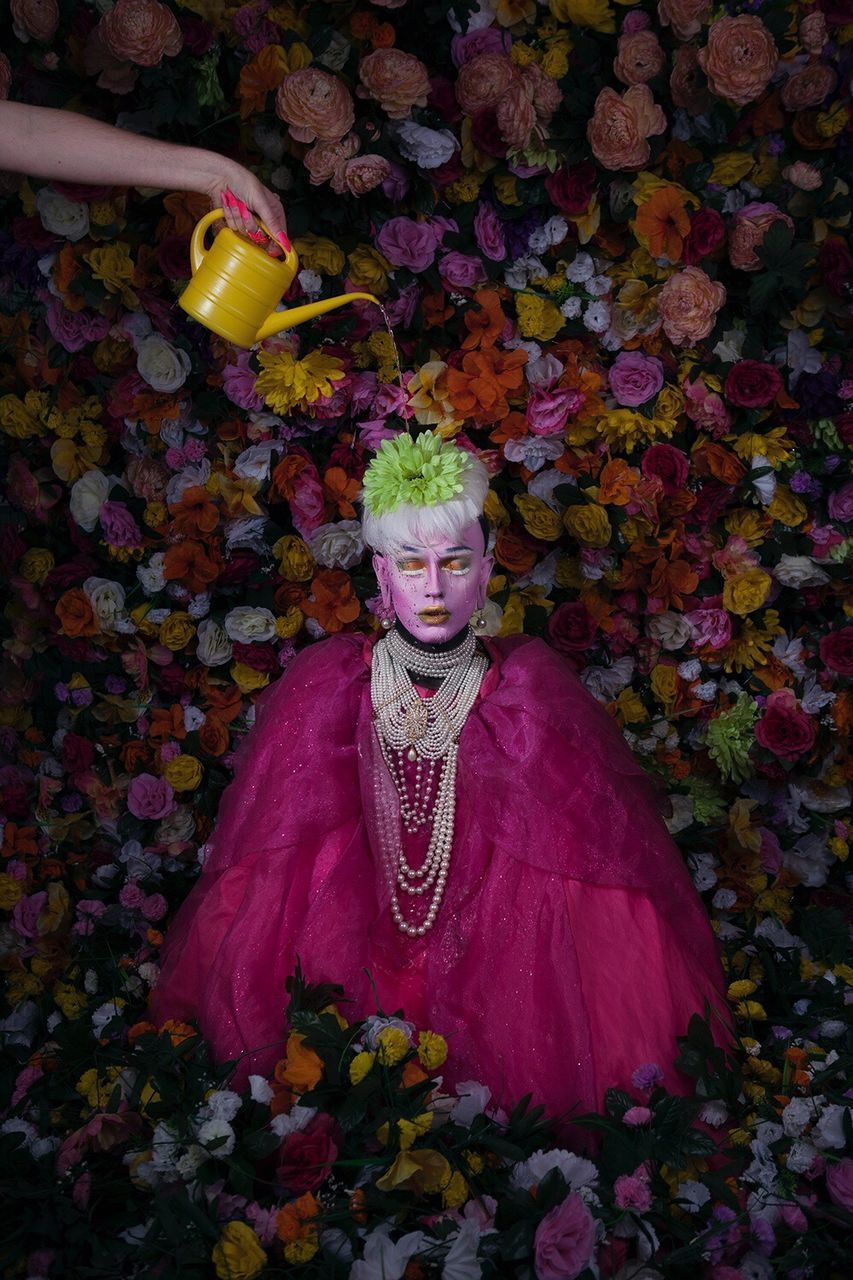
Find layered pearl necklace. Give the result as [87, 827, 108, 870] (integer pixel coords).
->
[371, 626, 488, 937]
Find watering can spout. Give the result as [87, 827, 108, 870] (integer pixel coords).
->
[255, 292, 380, 342]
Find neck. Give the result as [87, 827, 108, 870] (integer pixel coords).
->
[393, 620, 471, 654]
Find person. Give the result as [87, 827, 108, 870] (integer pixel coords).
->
[0, 101, 289, 249]
[149, 433, 732, 1127]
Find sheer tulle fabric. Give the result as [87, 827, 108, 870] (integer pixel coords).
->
[149, 633, 731, 1122]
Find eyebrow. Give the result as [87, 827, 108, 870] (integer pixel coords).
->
[399, 545, 473, 554]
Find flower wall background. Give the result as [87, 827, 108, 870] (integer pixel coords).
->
[0, 0, 852, 1276]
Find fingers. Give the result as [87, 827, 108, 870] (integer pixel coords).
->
[221, 189, 288, 257]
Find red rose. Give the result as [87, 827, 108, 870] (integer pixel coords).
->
[231, 642, 279, 673]
[725, 360, 783, 408]
[819, 236, 853, 297]
[682, 208, 726, 265]
[819, 627, 853, 676]
[276, 1116, 338, 1194]
[547, 601, 598, 655]
[545, 163, 597, 215]
[470, 110, 509, 160]
[754, 688, 817, 762]
[641, 443, 690, 495]
[836, 412, 853, 446]
[62, 733, 95, 777]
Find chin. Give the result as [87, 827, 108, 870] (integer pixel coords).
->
[410, 618, 466, 645]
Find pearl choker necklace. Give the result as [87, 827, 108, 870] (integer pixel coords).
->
[371, 625, 488, 937]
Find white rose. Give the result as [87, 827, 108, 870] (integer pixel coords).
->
[83, 576, 127, 630]
[647, 610, 691, 650]
[137, 551, 167, 597]
[195, 618, 233, 667]
[70, 469, 110, 531]
[310, 520, 365, 570]
[297, 268, 322, 297]
[751, 455, 776, 505]
[36, 187, 90, 242]
[396, 122, 458, 169]
[773, 555, 830, 588]
[233, 441, 281, 484]
[136, 334, 192, 393]
[223, 606, 277, 643]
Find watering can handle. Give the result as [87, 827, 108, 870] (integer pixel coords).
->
[189, 208, 296, 275]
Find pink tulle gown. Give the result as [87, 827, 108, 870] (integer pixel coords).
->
[149, 633, 731, 1124]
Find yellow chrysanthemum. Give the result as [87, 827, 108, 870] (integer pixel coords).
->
[255, 349, 346, 415]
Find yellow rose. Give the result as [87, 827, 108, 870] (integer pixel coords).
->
[19, 548, 54, 585]
[515, 293, 565, 341]
[655, 383, 685, 422]
[550, 0, 615, 33]
[283, 1239, 319, 1266]
[0, 391, 47, 439]
[417, 1031, 448, 1070]
[493, 173, 520, 206]
[349, 1051, 376, 1085]
[293, 233, 345, 277]
[212, 1221, 267, 1280]
[347, 246, 391, 294]
[563, 503, 612, 548]
[83, 243, 137, 306]
[231, 663, 270, 694]
[514, 494, 563, 542]
[510, 42, 539, 67]
[767, 485, 807, 528]
[710, 151, 755, 187]
[443, 1170, 469, 1209]
[483, 489, 510, 528]
[650, 663, 678, 710]
[444, 173, 482, 203]
[722, 568, 772, 617]
[274, 534, 315, 581]
[161, 754, 204, 793]
[159, 612, 196, 651]
[0, 874, 24, 910]
[276, 606, 304, 639]
[54, 981, 88, 1020]
[614, 687, 647, 725]
[375, 1025, 410, 1066]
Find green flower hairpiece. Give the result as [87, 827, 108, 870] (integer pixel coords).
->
[362, 432, 469, 516]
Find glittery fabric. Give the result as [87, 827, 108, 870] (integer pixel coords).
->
[149, 632, 731, 1126]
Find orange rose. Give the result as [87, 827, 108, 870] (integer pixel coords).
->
[657, 266, 726, 346]
[657, 0, 711, 41]
[11, 0, 59, 42]
[614, 31, 665, 87]
[494, 530, 537, 574]
[358, 48, 430, 120]
[455, 51, 516, 116]
[697, 15, 778, 107]
[781, 64, 838, 112]
[55, 588, 99, 638]
[276, 68, 354, 143]
[100, 0, 182, 67]
[587, 85, 666, 172]
[198, 715, 229, 758]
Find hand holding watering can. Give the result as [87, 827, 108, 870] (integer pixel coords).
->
[178, 209, 379, 348]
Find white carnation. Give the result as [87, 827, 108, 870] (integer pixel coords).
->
[137, 552, 167, 597]
[773, 555, 830, 588]
[70, 469, 110, 532]
[396, 122, 458, 169]
[584, 300, 611, 333]
[647, 610, 691, 650]
[560, 296, 582, 319]
[503, 435, 563, 472]
[195, 618, 233, 667]
[566, 252, 594, 283]
[36, 187, 90, 242]
[223, 606, 277, 643]
[310, 520, 365, 570]
[511, 1148, 598, 1192]
[136, 334, 192, 393]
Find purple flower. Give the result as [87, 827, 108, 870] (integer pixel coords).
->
[826, 1158, 853, 1211]
[223, 349, 264, 411]
[614, 1173, 652, 1211]
[375, 217, 440, 272]
[533, 1193, 596, 1280]
[527, 385, 585, 436]
[70, 688, 93, 708]
[473, 202, 507, 262]
[827, 479, 853, 523]
[45, 299, 110, 353]
[99, 502, 143, 549]
[609, 350, 665, 406]
[751, 1215, 776, 1256]
[12, 892, 47, 940]
[126, 773, 176, 821]
[105, 676, 126, 694]
[685, 607, 732, 650]
[631, 1062, 663, 1091]
[439, 251, 487, 291]
[381, 162, 409, 203]
[622, 1105, 652, 1126]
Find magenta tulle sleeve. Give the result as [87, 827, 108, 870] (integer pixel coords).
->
[149, 632, 731, 1123]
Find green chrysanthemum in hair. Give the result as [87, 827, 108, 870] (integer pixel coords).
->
[362, 432, 469, 516]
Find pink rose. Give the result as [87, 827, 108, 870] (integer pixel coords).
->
[685, 606, 732, 649]
[100, 501, 143, 548]
[142, 893, 168, 921]
[376, 216, 441, 272]
[451, 27, 510, 68]
[728, 202, 794, 272]
[820, 627, 853, 676]
[657, 266, 726, 346]
[337, 155, 390, 197]
[781, 63, 838, 111]
[670, 45, 711, 115]
[657, 0, 711, 41]
[496, 79, 537, 150]
[358, 48, 430, 120]
[684, 376, 731, 437]
[827, 480, 853, 523]
[826, 1159, 853, 1211]
[100, 0, 183, 67]
[11, 0, 59, 42]
[614, 1173, 653, 1212]
[754, 688, 816, 762]
[45, 299, 110, 353]
[127, 773, 176, 820]
[290, 466, 326, 539]
[534, 1193, 596, 1280]
[438, 251, 487, 291]
[697, 15, 778, 106]
[800, 11, 828, 53]
[527, 386, 584, 437]
[622, 1106, 652, 1126]
[609, 351, 664, 406]
[276, 69, 354, 144]
[473, 203, 506, 262]
[455, 51, 516, 115]
[587, 84, 666, 171]
[641, 443, 689, 495]
[13, 891, 47, 940]
[223, 350, 265, 412]
[614, 31, 665, 86]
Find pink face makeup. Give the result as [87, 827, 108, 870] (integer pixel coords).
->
[374, 520, 492, 645]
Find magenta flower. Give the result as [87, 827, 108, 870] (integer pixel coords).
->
[534, 1192, 596, 1280]
[126, 773, 176, 820]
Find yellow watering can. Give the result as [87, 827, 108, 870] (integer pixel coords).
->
[178, 208, 379, 348]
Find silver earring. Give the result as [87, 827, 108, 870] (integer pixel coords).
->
[381, 617, 393, 630]
[473, 608, 487, 630]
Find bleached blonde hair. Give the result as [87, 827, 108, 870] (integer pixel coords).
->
[361, 452, 491, 556]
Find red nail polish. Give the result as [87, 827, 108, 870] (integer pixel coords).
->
[221, 190, 236, 206]
[236, 198, 251, 218]
[277, 232, 292, 254]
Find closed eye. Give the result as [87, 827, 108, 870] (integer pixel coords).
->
[442, 558, 471, 574]
[397, 558, 424, 574]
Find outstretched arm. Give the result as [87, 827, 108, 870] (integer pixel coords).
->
[0, 101, 289, 248]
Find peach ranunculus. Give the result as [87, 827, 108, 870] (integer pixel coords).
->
[670, 45, 711, 115]
[782, 161, 822, 192]
[728, 202, 794, 272]
[276, 68, 355, 144]
[799, 11, 828, 53]
[781, 63, 838, 112]
[697, 15, 778, 107]
[587, 85, 666, 171]
[613, 31, 665, 87]
[100, 0, 183, 67]
[358, 48, 430, 120]
[455, 51, 517, 116]
[656, 0, 711, 42]
[338, 155, 391, 197]
[11, 0, 59, 43]
[657, 266, 726, 346]
[303, 135, 361, 186]
[496, 79, 537, 150]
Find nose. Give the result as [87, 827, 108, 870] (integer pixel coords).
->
[424, 558, 443, 597]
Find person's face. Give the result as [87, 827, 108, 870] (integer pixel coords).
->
[374, 519, 493, 645]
